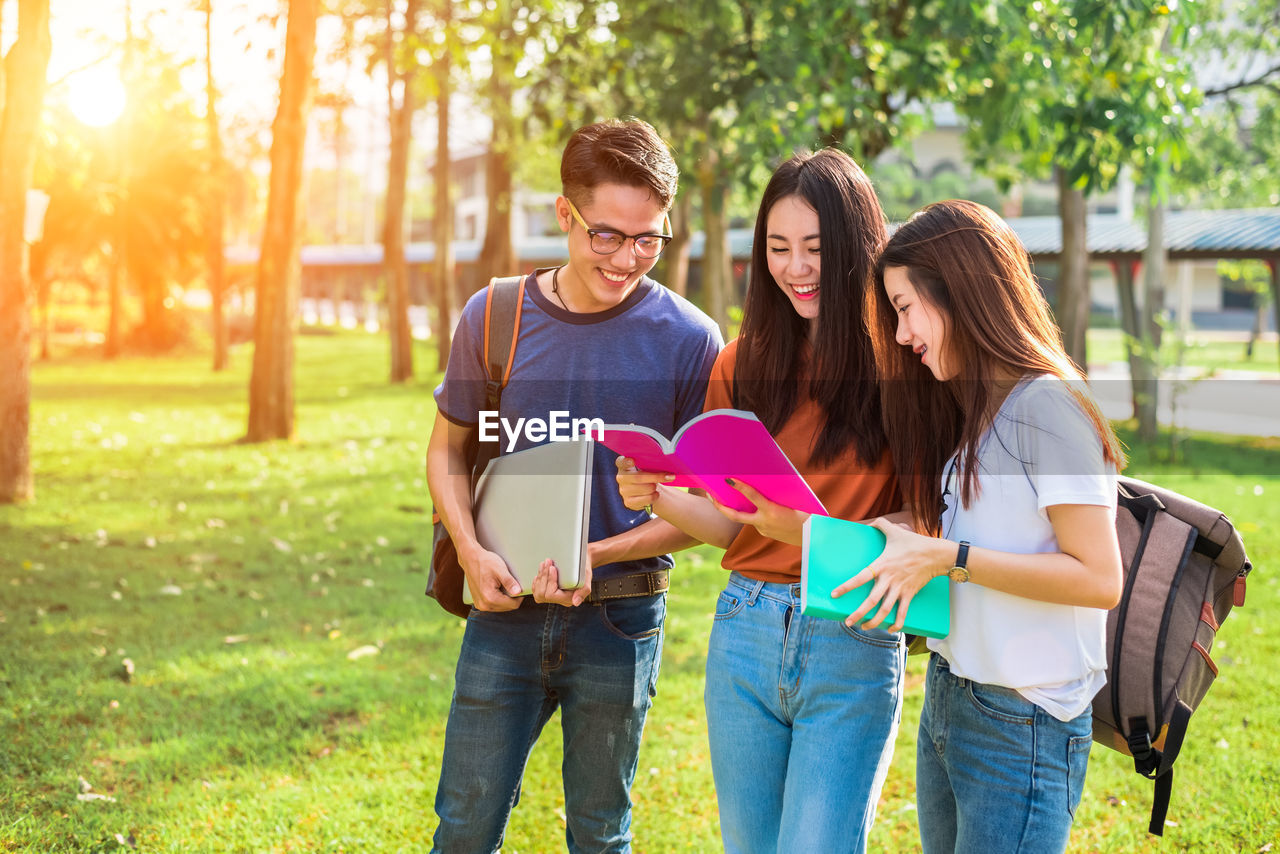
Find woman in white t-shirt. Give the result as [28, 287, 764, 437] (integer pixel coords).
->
[844, 199, 1125, 853]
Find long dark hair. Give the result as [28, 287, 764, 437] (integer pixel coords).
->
[733, 148, 888, 468]
[871, 199, 1125, 534]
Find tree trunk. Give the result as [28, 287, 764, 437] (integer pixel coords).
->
[698, 152, 731, 335]
[1056, 168, 1089, 372]
[479, 132, 515, 281]
[665, 192, 692, 297]
[0, 0, 51, 504]
[246, 0, 316, 442]
[105, 2, 134, 359]
[30, 241, 49, 359]
[431, 7, 454, 373]
[1245, 293, 1263, 359]
[1113, 258, 1140, 399]
[1116, 256, 1158, 439]
[1131, 197, 1168, 441]
[383, 0, 418, 384]
[37, 277, 50, 360]
[1269, 259, 1280, 371]
[205, 0, 228, 372]
[139, 269, 173, 351]
[1143, 197, 1166, 350]
[106, 160, 127, 357]
[478, 2, 516, 286]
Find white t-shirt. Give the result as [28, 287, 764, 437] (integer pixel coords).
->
[927, 374, 1117, 722]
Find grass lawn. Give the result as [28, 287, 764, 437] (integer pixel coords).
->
[1087, 327, 1280, 375]
[2, 332, 1277, 852]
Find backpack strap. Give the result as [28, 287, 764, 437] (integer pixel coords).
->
[1134, 700, 1192, 836]
[472, 275, 526, 485]
[481, 275, 526, 410]
[1118, 484, 1224, 561]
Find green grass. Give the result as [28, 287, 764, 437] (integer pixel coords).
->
[1087, 327, 1280, 375]
[2, 332, 1277, 852]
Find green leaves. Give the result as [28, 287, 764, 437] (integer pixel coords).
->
[954, 0, 1198, 194]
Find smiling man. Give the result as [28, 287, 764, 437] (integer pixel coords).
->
[426, 119, 722, 853]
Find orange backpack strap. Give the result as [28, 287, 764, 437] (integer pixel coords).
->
[480, 275, 526, 410]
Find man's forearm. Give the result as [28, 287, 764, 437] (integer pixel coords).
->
[590, 516, 700, 567]
[426, 445, 483, 561]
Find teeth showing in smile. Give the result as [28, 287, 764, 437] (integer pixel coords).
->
[792, 284, 818, 295]
[601, 270, 628, 283]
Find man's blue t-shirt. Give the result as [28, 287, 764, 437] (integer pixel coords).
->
[434, 269, 724, 580]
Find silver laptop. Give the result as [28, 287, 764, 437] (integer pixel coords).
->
[463, 439, 593, 603]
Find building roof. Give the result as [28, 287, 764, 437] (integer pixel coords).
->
[1006, 207, 1280, 260]
[226, 208, 1280, 269]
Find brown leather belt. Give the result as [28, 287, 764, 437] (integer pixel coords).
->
[588, 569, 670, 603]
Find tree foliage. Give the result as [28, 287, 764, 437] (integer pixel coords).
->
[523, 0, 963, 329]
[957, 0, 1197, 193]
[952, 0, 1199, 369]
[33, 40, 210, 354]
[1176, 0, 1280, 208]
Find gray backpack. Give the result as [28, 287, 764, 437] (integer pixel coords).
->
[1092, 475, 1252, 836]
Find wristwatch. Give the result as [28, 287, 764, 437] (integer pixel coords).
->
[947, 540, 971, 583]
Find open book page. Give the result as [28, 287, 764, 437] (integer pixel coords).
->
[597, 408, 826, 515]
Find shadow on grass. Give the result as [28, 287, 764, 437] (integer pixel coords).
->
[1115, 425, 1280, 478]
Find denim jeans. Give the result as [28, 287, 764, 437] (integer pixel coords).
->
[703, 572, 906, 854]
[431, 594, 666, 854]
[916, 654, 1093, 853]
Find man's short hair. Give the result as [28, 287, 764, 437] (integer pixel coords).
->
[561, 119, 678, 212]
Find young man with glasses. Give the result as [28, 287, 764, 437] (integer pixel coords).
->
[427, 118, 723, 853]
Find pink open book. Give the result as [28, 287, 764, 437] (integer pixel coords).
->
[594, 409, 827, 515]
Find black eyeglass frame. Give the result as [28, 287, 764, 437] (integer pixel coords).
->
[565, 198, 673, 259]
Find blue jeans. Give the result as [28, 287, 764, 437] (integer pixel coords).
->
[916, 654, 1093, 853]
[703, 572, 906, 854]
[431, 594, 666, 854]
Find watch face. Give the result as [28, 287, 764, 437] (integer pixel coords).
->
[948, 566, 970, 583]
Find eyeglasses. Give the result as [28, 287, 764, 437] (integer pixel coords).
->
[565, 198, 673, 259]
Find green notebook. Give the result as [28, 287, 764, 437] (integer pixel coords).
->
[800, 515, 951, 639]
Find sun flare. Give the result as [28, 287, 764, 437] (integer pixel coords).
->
[67, 70, 128, 128]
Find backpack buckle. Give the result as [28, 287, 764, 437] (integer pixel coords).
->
[483, 378, 502, 409]
[1127, 726, 1153, 762]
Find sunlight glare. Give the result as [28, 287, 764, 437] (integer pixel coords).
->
[68, 70, 128, 128]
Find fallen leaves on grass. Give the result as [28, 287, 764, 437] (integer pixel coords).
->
[75, 775, 116, 804]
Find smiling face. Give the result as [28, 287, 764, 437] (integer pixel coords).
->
[556, 182, 667, 313]
[883, 265, 954, 380]
[764, 195, 822, 330]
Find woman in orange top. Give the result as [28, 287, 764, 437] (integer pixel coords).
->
[616, 149, 904, 854]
